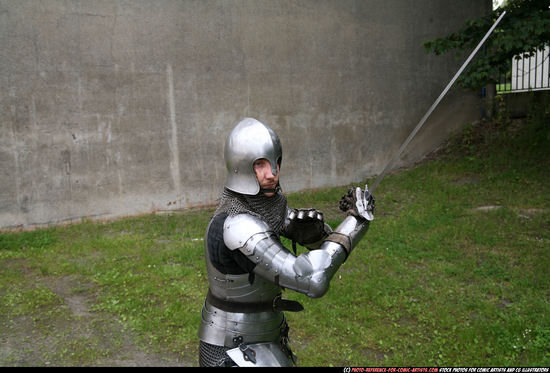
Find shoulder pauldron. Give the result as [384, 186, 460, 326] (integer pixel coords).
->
[223, 214, 274, 255]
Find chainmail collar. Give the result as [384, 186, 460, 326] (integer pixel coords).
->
[214, 187, 288, 235]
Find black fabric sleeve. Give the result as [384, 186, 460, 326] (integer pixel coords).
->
[207, 213, 256, 275]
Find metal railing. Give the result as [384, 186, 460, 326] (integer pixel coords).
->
[497, 45, 550, 93]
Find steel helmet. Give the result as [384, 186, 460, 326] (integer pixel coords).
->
[224, 118, 282, 195]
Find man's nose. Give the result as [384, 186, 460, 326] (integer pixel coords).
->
[265, 166, 275, 178]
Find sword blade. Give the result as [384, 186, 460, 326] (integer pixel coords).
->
[368, 10, 507, 195]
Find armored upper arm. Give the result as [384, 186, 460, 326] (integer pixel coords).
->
[223, 213, 274, 255]
[224, 213, 362, 298]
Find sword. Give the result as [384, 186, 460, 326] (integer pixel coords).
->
[366, 10, 507, 197]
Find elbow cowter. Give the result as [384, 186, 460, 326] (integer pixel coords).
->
[304, 272, 331, 298]
[286, 245, 346, 298]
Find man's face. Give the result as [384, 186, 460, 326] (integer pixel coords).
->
[253, 158, 280, 197]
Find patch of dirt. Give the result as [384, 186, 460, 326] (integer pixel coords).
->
[517, 208, 546, 219]
[0, 267, 195, 367]
[361, 347, 392, 364]
[472, 205, 502, 212]
[47, 276, 95, 317]
[471, 206, 547, 219]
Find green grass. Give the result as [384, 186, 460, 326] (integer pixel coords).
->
[496, 82, 512, 93]
[1, 112, 549, 366]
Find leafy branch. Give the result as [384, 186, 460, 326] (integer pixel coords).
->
[423, 0, 550, 90]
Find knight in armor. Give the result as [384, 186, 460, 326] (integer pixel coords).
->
[198, 117, 375, 367]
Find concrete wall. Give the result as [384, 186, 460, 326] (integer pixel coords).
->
[0, 0, 488, 229]
[502, 90, 550, 118]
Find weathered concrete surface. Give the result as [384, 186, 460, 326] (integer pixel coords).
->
[502, 90, 550, 118]
[0, 0, 489, 229]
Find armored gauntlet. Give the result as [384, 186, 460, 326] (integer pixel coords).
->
[325, 185, 374, 257]
[283, 208, 332, 251]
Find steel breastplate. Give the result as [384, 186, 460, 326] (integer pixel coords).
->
[206, 254, 282, 303]
[198, 217, 285, 347]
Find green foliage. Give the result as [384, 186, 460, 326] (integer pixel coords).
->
[424, 0, 550, 90]
[0, 228, 57, 251]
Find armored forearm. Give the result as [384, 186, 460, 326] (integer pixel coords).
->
[324, 215, 370, 258]
[280, 215, 369, 297]
[224, 213, 369, 298]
